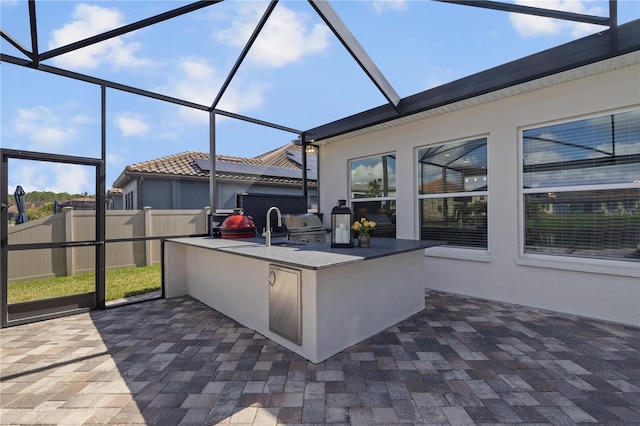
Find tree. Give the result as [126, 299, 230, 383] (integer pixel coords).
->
[365, 178, 383, 198]
[7, 191, 95, 218]
[27, 202, 55, 220]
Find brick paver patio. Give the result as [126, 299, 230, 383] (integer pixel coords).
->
[1, 290, 639, 425]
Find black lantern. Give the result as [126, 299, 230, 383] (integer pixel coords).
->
[331, 199, 353, 248]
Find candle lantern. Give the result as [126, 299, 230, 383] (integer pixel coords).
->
[331, 199, 354, 248]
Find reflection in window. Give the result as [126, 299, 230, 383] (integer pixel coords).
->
[351, 200, 396, 238]
[522, 109, 640, 261]
[523, 110, 640, 188]
[350, 154, 396, 237]
[418, 138, 488, 249]
[351, 154, 396, 199]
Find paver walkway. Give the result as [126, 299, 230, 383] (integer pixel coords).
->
[1, 290, 639, 425]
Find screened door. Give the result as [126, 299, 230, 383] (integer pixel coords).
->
[1, 149, 105, 326]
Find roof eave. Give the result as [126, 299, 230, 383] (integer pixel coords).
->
[305, 19, 640, 144]
[111, 171, 130, 188]
[113, 170, 316, 188]
[112, 170, 209, 188]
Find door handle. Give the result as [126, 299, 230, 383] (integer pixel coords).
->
[269, 270, 276, 286]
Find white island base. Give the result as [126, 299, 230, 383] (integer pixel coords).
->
[164, 238, 429, 364]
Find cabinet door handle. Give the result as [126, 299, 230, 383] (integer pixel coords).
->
[269, 270, 276, 286]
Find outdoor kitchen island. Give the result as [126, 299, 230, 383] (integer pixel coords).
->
[164, 237, 439, 363]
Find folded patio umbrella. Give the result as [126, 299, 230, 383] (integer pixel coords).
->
[14, 185, 28, 225]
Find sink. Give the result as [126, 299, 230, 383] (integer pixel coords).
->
[270, 240, 306, 247]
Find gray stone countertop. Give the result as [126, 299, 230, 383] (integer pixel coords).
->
[166, 236, 443, 270]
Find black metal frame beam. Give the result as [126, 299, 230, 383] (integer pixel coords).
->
[214, 109, 301, 134]
[38, 0, 223, 62]
[309, 0, 401, 109]
[28, 0, 39, 65]
[523, 154, 638, 174]
[211, 0, 278, 110]
[3, 52, 304, 135]
[1, 53, 211, 110]
[434, 0, 610, 26]
[0, 31, 31, 59]
[437, 0, 619, 54]
[609, 0, 618, 51]
[305, 17, 638, 143]
[97, 86, 107, 310]
[1, 0, 628, 143]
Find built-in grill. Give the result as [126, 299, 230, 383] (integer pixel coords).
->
[282, 213, 326, 243]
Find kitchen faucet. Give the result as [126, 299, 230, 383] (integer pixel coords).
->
[265, 206, 282, 246]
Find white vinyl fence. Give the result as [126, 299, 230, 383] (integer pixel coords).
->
[7, 207, 210, 283]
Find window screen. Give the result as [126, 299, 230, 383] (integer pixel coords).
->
[522, 109, 640, 261]
[418, 138, 488, 249]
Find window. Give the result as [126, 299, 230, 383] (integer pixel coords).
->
[125, 191, 134, 210]
[522, 109, 640, 261]
[350, 154, 396, 237]
[418, 138, 488, 248]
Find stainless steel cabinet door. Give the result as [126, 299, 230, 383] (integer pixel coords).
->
[269, 265, 301, 345]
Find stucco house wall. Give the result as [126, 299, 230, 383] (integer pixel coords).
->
[318, 61, 640, 326]
[120, 176, 317, 211]
[135, 178, 211, 210]
[131, 178, 317, 211]
[121, 181, 137, 210]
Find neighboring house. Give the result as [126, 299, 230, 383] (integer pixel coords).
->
[6, 204, 18, 223]
[106, 188, 123, 210]
[110, 143, 317, 211]
[56, 198, 96, 210]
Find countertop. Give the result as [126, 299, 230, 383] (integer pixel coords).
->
[166, 236, 443, 270]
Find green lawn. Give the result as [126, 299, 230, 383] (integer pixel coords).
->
[8, 264, 161, 304]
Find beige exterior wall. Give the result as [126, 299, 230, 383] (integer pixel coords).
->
[318, 59, 640, 326]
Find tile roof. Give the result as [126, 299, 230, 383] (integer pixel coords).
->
[254, 143, 304, 168]
[120, 144, 316, 186]
[125, 151, 209, 177]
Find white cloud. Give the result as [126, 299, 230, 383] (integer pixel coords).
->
[372, 0, 408, 14]
[510, 0, 604, 38]
[11, 162, 94, 195]
[52, 163, 94, 194]
[72, 114, 95, 125]
[595, 139, 640, 157]
[215, 3, 330, 68]
[106, 152, 125, 167]
[0, 1, 19, 8]
[351, 161, 396, 186]
[13, 106, 76, 149]
[156, 57, 267, 123]
[422, 67, 458, 90]
[114, 113, 150, 137]
[168, 58, 222, 106]
[48, 3, 154, 70]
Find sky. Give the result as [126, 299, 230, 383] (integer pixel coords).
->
[1, 0, 638, 196]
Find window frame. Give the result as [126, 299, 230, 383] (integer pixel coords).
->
[124, 191, 134, 210]
[349, 152, 397, 238]
[416, 136, 490, 256]
[517, 107, 640, 277]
